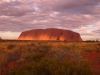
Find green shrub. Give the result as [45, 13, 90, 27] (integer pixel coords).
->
[8, 57, 92, 75]
[7, 44, 16, 50]
[96, 47, 100, 52]
[34, 44, 52, 54]
[32, 53, 45, 61]
[0, 51, 8, 75]
[84, 47, 93, 52]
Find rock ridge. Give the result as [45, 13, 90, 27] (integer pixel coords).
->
[18, 28, 83, 41]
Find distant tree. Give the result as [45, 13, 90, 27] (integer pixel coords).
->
[0, 37, 1, 40]
[85, 40, 95, 42]
[96, 39, 99, 42]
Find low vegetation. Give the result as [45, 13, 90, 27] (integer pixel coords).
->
[0, 40, 100, 75]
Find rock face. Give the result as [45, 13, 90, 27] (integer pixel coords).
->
[18, 28, 83, 41]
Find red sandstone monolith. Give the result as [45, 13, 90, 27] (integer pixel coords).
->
[18, 28, 83, 41]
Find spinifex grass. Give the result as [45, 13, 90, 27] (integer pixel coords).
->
[0, 40, 100, 75]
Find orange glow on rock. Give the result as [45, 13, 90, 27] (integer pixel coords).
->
[18, 28, 83, 41]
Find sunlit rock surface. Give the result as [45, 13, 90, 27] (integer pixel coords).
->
[18, 28, 83, 41]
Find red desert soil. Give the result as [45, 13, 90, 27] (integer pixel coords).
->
[82, 51, 100, 75]
[1, 51, 100, 75]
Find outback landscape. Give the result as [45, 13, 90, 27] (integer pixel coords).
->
[0, 0, 100, 75]
[0, 40, 100, 75]
[0, 28, 100, 75]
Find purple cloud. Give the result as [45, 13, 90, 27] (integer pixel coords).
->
[0, 0, 100, 40]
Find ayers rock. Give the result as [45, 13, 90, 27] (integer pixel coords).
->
[18, 28, 83, 41]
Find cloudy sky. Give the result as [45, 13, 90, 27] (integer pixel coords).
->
[0, 0, 100, 40]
